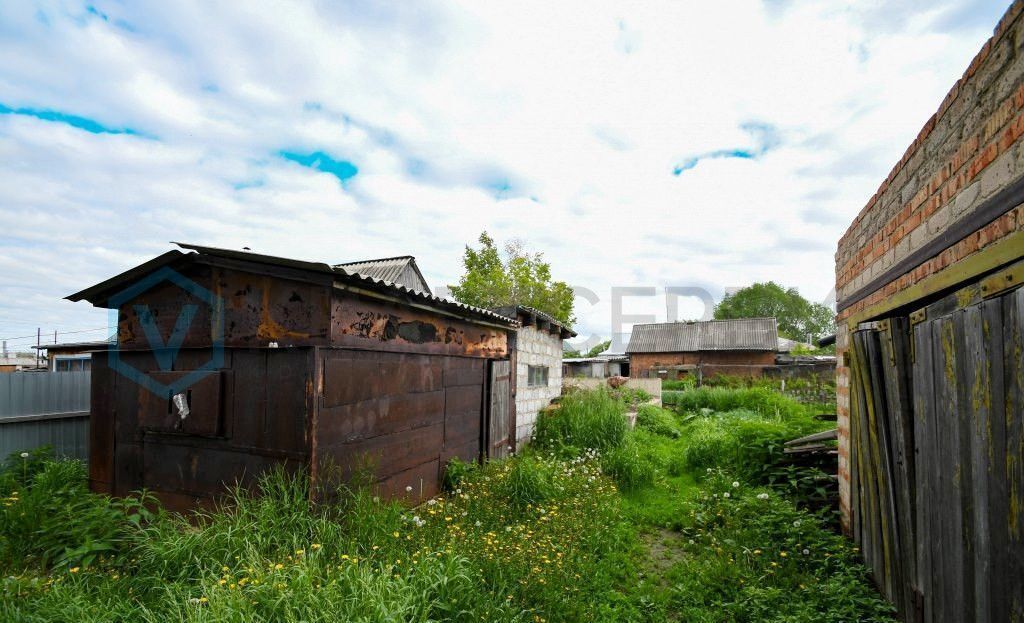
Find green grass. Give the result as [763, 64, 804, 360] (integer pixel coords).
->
[532, 388, 629, 455]
[1, 387, 889, 623]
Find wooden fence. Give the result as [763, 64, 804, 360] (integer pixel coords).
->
[0, 371, 90, 461]
[848, 278, 1023, 622]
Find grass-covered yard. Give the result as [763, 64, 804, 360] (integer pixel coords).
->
[1, 387, 894, 622]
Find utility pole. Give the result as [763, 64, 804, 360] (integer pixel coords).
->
[36, 327, 41, 369]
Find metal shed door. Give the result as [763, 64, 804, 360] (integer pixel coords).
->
[487, 360, 512, 459]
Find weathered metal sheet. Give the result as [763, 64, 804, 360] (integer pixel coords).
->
[314, 349, 490, 503]
[115, 264, 332, 350]
[93, 347, 313, 504]
[331, 291, 508, 358]
[0, 370, 91, 461]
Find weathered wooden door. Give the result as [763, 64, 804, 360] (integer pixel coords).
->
[487, 359, 512, 459]
[849, 271, 1024, 623]
[909, 281, 1023, 623]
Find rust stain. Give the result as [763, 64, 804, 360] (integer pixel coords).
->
[257, 281, 312, 341]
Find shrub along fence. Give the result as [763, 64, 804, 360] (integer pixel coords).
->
[0, 372, 90, 461]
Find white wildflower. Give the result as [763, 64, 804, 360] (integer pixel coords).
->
[19, 452, 29, 459]
[732, 481, 740, 488]
[405, 486, 413, 493]
[723, 492, 730, 499]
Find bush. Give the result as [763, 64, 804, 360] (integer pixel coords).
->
[661, 378, 696, 391]
[601, 437, 660, 492]
[670, 387, 811, 422]
[669, 470, 894, 622]
[442, 457, 478, 492]
[0, 458, 155, 571]
[635, 404, 681, 438]
[533, 389, 628, 455]
[495, 455, 556, 508]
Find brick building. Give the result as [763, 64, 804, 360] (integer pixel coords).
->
[835, 3, 1024, 620]
[626, 318, 778, 380]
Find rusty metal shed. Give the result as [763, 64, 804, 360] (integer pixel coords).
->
[67, 243, 518, 511]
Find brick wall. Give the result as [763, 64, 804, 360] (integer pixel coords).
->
[629, 351, 776, 378]
[513, 325, 563, 445]
[835, 0, 1024, 532]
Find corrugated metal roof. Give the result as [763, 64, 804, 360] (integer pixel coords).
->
[626, 318, 778, 353]
[334, 256, 431, 295]
[68, 244, 518, 328]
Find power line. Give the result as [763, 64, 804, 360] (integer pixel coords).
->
[0, 326, 108, 342]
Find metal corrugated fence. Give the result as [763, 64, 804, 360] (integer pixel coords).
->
[0, 372, 90, 461]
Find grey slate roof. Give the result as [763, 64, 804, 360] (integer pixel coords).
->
[626, 318, 778, 353]
[334, 256, 431, 295]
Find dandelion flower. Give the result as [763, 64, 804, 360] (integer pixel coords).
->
[69, 567, 80, 574]
[732, 481, 740, 488]
[19, 452, 29, 459]
[405, 485, 413, 492]
[722, 492, 730, 499]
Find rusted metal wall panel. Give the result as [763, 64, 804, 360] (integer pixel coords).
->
[330, 290, 508, 358]
[115, 264, 331, 350]
[89, 351, 114, 493]
[92, 347, 313, 509]
[314, 349, 487, 504]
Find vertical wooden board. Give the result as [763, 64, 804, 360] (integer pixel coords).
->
[933, 314, 966, 622]
[487, 359, 512, 459]
[980, 295, 1009, 623]
[1002, 288, 1024, 622]
[962, 303, 993, 623]
[852, 331, 882, 585]
[879, 318, 918, 619]
[912, 318, 936, 622]
[865, 333, 900, 609]
[950, 310, 976, 621]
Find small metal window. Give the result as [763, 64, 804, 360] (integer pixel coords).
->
[528, 365, 549, 387]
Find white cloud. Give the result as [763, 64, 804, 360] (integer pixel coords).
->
[0, 0, 1010, 347]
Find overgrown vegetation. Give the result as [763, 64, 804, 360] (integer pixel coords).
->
[2, 386, 888, 622]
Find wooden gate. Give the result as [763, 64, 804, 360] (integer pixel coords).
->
[849, 271, 1024, 623]
[487, 359, 512, 459]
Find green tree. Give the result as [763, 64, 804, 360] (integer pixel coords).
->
[713, 282, 834, 341]
[450, 232, 576, 326]
[585, 340, 612, 358]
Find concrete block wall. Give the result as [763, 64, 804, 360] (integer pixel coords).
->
[514, 325, 563, 444]
[834, 0, 1024, 533]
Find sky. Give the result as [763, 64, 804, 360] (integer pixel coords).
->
[0, 0, 1012, 354]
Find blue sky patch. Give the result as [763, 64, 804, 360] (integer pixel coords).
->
[279, 150, 359, 184]
[673, 122, 777, 175]
[0, 103, 141, 135]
